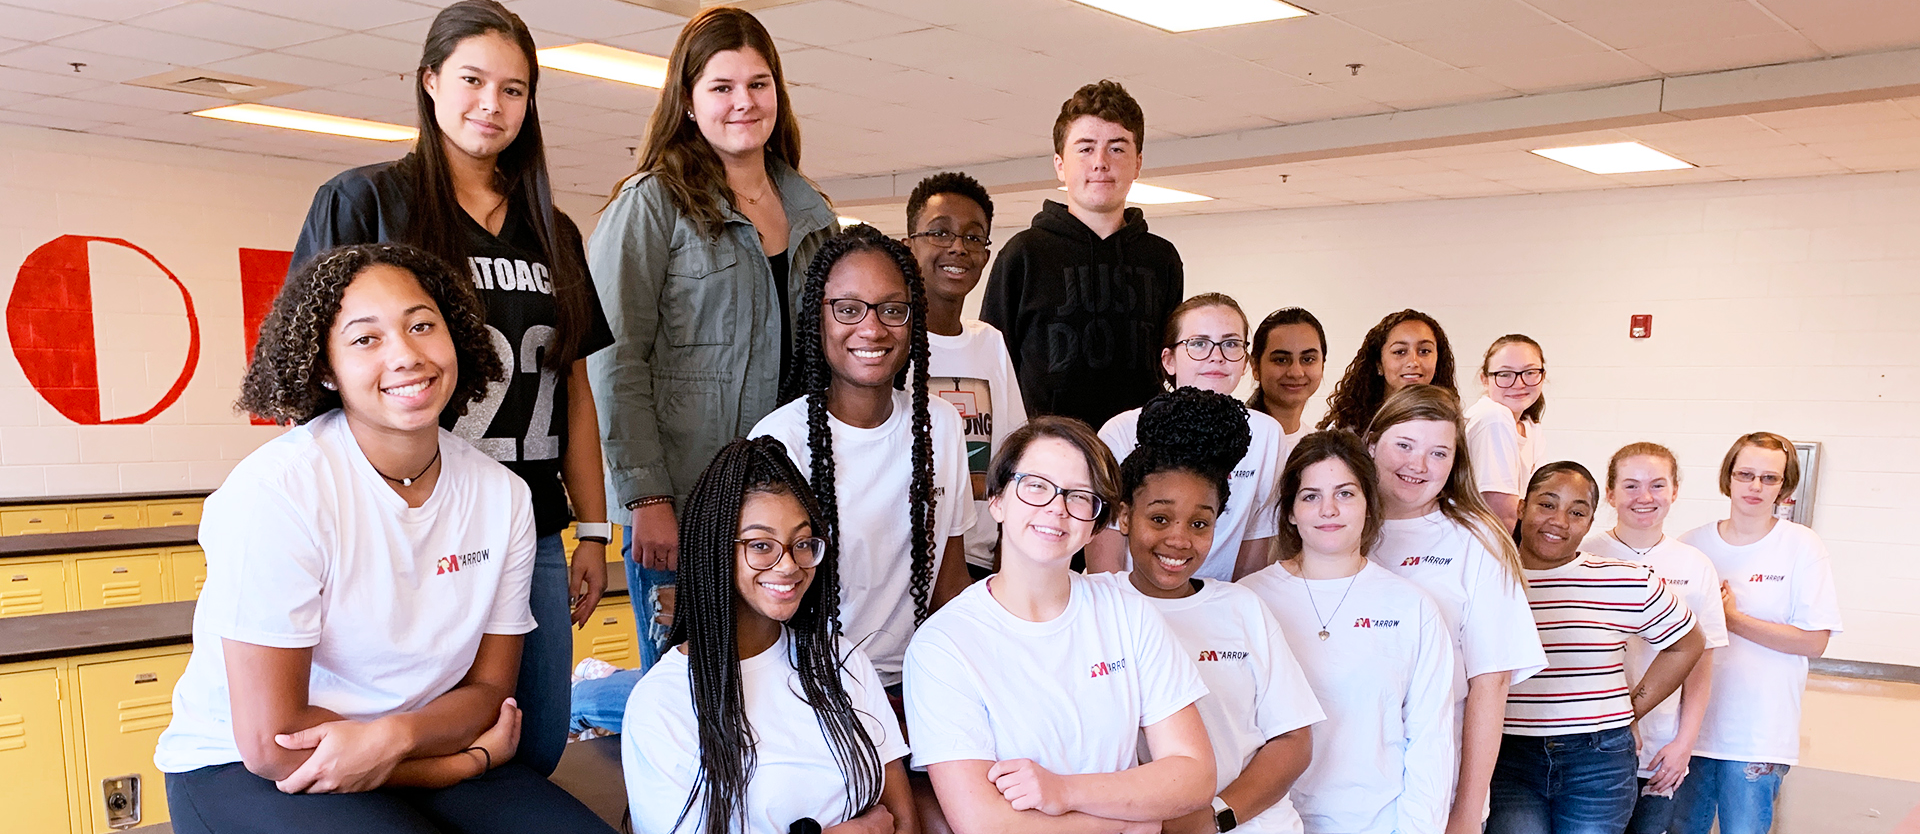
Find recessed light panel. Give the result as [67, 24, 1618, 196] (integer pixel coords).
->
[1530, 142, 1694, 174]
[538, 43, 670, 88]
[1059, 183, 1215, 204]
[191, 104, 417, 141]
[1067, 0, 1312, 32]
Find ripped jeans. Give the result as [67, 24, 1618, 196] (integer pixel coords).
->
[567, 524, 673, 734]
[1670, 756, 1790, 834]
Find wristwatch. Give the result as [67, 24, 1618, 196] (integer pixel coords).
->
[574, 521, 612, 545]
[1212, 795, 1237, 832]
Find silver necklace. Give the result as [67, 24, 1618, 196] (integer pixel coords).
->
[1609, 530, 1661, 558]
[1302, 567, 1361, 641]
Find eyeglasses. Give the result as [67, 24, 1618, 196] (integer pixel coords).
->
[907, 229, 991, 251]
[735, 536, 829, 570]
[1488, 368, 1546, 388]
[826, 298, 912, 327]
[1175, 337, 1248, 362]
[1729, 470, 1784, 487]
[1008, 472, 1106, 521]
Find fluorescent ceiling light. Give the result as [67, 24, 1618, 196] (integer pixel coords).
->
[538, 43, 669, 88]
[1058, 182, 1214, 205]
[1067, 0, 1311, 32]
[191, 104, 417, 141]
[1530, 142, 1694, 174]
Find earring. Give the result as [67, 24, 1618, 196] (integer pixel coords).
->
[321, 380, 337, 391]
[685, 110, 693, 120]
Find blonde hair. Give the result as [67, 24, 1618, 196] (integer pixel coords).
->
[1363, 384, 1524, 583]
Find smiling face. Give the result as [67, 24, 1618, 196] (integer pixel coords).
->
[1728, 444, 1789, 515]
[1054, 115, 1142, 215]
[1377, 320, 1438, 394]
[1608, 454, 1676, 535]
[422, 32, 529, 166]
[1288, 457, 1369, 559]
[908, 192, 991, 310]
[1368, 418, 1455, 518]
[326, 264, 459, 439]
[731, 488, 816, 629]
[1255, 322, 1324, 415]
[1519, 470, 1596, 568]
[1481, 340, 1545, 417]
[1119, 470, 1219, 594]
[820, 250, 911, 392]
[990, 437, 1100, 566]
[1160, 304, 1248, 394]
[689, 47, 777, 163]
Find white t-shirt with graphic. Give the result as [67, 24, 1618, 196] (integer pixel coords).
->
[1463, 395, 1539, 497]
[1372, 512, 1547, 697]
[904, 573, 1207, 780]
[1101, 574, 1325, 834]
[1582, 532, 1731, 776]
[1679, 520, 1843, 766]
[752, 388, 975, 687]
[1240, 562, 1457, 834]
[623, 632, 909, 834]
[156, 411, 537, 772]
[929, 319, 1028, 570]
[1099, 405, 1283, 581]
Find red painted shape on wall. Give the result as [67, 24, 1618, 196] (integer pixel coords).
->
[238, 248, 293, 426]
[7, 235, 201, 425]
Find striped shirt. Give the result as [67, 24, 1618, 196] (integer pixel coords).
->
[1506, 554, 1695, 736]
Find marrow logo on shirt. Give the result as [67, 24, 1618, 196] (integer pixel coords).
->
[1668, 578, 1690, 585]
[1400, 555, 1453, 567]
[1089, 658, 1129, 678]
[1749, 573, 1786, 582]
[1352, 617, 1401, 629]
[1233, 468, 1255, 479]
[436, 548, 492, 575]
[1196, 650, 1250, 662]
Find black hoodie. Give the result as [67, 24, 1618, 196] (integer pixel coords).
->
[981, 200, 1184, 429]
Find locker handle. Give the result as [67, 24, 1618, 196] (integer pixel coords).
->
[601, 616, 618, 625]
[101, 513, 115, 519]
[9, 575, 24, 582]
[134, 673, 159, 684]
[112, 567, 129, 574]
[171, 510, 184, 516]
[27, 517, 41, 523]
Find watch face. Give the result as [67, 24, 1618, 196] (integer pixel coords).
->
[1216, 808, 1237, 832]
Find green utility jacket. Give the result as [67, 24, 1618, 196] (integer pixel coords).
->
[586, 161, 836, 507]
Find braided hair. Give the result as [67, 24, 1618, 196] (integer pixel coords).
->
[669, 437, 885, 833]
[1120, 387, 1251, 511]
[785, 224, 939, 625]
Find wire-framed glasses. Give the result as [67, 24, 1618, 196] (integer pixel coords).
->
[735, 536, 828, 570]
[1009, 473, 1105, 521]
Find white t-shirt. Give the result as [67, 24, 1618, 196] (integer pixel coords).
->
[1581, 532, 1731, 776]
[1103, 574, 1325, 834]
[904, 573, 1207, 780]
[752, 389, 975, 687]
[1679, 520, 1843, 766]
[155, 411, 537, 773]
[623, 631, 909, 834]
[1099, 405, 1283, 581]
[1463, 395, 1539, 497]
[1239, 562, 1457, 834]
[928, 319, 1028, 570]
[1372, 512, 1547, 698]
[1278, 423, 1308, 471]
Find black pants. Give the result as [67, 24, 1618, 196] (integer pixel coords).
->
[164, 761, 617, 834]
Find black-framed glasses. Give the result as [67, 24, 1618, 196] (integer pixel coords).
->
[1175, 337, 1248, 362]
[1009, 472, 1105, 521]
[1730, 470, 1784, 487]
[1489, 368, 1546, 388]
[735, 536, 828, 570]
[826, 298, 912, 327]
[907, 229, 991, 251]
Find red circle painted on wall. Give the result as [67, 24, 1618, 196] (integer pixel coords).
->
[7, 235, 200, 425]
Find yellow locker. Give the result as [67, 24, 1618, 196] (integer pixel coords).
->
[145, 500, 201, 527]
[76, 652, 189, 833]
[0, 667, 72, 834]
[571, 601, 637, 666]
[73, 504, 146, 531]
[74, 552, 166, 610]
[0, 560, 69, 618]
[167, 548, 208, 602]
[1, 506, 72, 536]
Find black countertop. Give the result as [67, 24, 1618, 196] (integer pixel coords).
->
[0, 525, 200, 559]
[0, 490, 210, 508]
[0, 601, 195, 664]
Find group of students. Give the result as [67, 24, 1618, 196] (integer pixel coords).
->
[143, 3, 1841, 834]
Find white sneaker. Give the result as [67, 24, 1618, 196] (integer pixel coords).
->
[571, 657, 619, 685]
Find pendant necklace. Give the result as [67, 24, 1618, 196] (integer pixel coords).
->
[374, 446, 440, 488]
[1609, 530, 1661, 558]
[1303, 567, 1361, 641]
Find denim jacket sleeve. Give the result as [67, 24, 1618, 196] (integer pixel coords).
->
[586, 174, 677, 507]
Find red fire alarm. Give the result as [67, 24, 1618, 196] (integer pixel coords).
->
[1630, 314, 1652, 339]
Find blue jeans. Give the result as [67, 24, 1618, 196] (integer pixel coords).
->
[1626, 778, 1676, 834]
[564, 524, 673, 735]
[513, 533, 571, 777]
[1669, 757, 1789, 834]
[1487, 727, 1639, 834]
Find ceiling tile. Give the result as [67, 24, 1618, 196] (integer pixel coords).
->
[749, 0, 928, 48]
[51, 24, 254, 66]
[0, 108, 110, 131]
[1571, 1, 1796, 51]
[129, 4, 345, 50]
[216, 0, 439, 32]
[206, 50, 391, 88]
[1319, 66, 1516, 110]
[1184, 15, 1373, 64]
[1749, 0, 1920, 55]
[281, 33, 423, 75]
[847, 0, 1028, 27]
[781, 48, 903, 87]
[1334, 0, 1553, 43]
[8, 94, 163, 124]
[0, 4, 107, 42]
[29, 0, 189, 22]
[1407, 23, 1610, 69]
[67, 82, 223, 112]
[1748, 100, 1914, 129]
[597, 25, 682, 58]
[504, 0, 683, 39]
[0, 62, 108, 96]
[0, 43, 170, 83]
[260, 88, 411, 121]
[1624, 32, 1822, 75]
[1464, 50, 1657, 94]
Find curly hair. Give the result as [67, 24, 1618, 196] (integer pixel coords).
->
[669, 437, 884, 834]
[786, 224, 940, 625]
[237, 243, 502, 425]
[1274, 430, 1385, 560]
[1121, 386, 1250, 512]
[1319, 308, 1456, 433]
[1053, 79, 1145, 155]
[907, 171, 994, 232]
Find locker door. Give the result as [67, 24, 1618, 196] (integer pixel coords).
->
[0, 561, 70, 618]
[572, 601, 636, 666]
[167, 548, 208, 601]
[1, 506, 72, 535]
[145, 501, 202, 527]
[76, 652, 189, 833]
[74, 504, 146, 531]
[0, 667, 71, 834]
[74, 552, 166, 610]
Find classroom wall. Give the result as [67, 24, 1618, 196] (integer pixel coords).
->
[1152, 169, 1920, 667]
